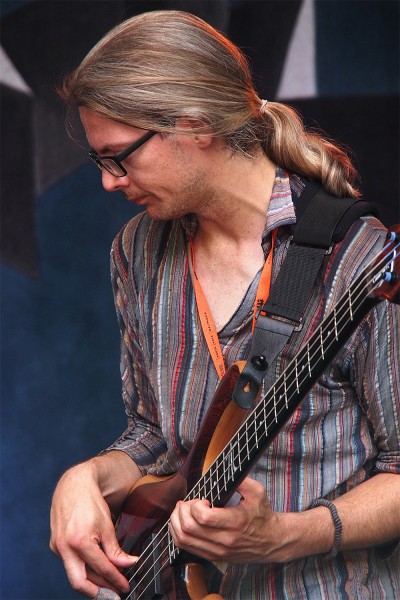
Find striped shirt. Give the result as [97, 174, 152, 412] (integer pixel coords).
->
[107, 168, 400, 599]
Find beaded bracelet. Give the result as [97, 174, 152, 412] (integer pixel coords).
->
[311, 499, 342, 559]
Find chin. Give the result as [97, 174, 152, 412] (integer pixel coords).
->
[146, 206, 188, 221]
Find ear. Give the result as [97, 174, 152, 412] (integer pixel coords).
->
[175, 117, 214, 148]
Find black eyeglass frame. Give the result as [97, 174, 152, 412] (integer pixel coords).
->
[88, 130, 156, 177]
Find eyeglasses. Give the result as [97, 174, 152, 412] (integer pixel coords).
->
[88, 130, 156, 177]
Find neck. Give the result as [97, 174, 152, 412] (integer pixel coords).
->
[195, 152, 277, 246]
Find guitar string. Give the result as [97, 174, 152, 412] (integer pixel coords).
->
[202, 245, 393, 498]
[125, 240, 397, 598]
[126, 244, 396, 598]
[185, 244, 394, 504]
[125, 264, 382, 600]
[126, 256, 375, 598]
[125, 243, 396, 598]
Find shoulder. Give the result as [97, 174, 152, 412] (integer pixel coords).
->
[324, 214, 388, 298]
[111, 213, 183, 280]
[339, 214, 387, 265]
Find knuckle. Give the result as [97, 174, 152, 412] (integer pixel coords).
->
[195, 512, 211, 527]
[68, 576, 86, 594]
[179, 524, 193, 539]
[50, 533, 66, 555]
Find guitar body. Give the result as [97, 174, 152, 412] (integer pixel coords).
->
[116, 361, 249, 598]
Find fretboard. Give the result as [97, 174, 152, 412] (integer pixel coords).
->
[125, 231, 399, 600]
[185, 244, 390, 508]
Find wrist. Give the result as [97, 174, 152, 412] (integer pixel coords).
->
[92, 451, 141, 511]
[269, 506, 335, 562]
[310, 499, 342, 558]
[62, 456, 123, 508]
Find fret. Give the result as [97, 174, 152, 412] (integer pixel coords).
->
[254, 403, 266, 444]
[206, 472, 214, 503]
[228, 442, 239, 480]
[213, 457, 224, 499]
[222, 452, 228, 491]
[273, 392, 278, 423]
[212, 472, 218, 501]
[278, 392, 285, 419]
[263, 396, 268, 432]
[255, 401, 268, 446]
[320, 327, 325, 360]
[205, 473, 212, 500]
[167, 531, 178, 564]
[295, 356, 300, 394]
[210, 474, 219, 504]
[238, 434, 248, 470]
[254, 415, 260, 449]
[248, 419, 258, 458]
[245, 420, 250, 461]
[333, 307, 339, 340]
[284, 372, 288, 410]
[348, 289, 354, 321]
[232, 439, 240, 475]
[190, 481, 200, 501]
[307, 342, 312, 377]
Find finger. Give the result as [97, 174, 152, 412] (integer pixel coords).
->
[62, 551, 104, 599]
[86, 565, 121, 591]
[169, 515, 232, 562]
[92, 587, 121, 600]
[100, 527, 138, 570]
[236, 476, 267, 500]
[170, 501, 223, 547]
[60, 535, 131, 597]
[79, 542, 132, 594]
[187, 500, 243, 532]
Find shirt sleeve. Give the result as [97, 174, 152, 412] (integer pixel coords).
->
[344, 218, 400, 475]
[354, 299, 400, 474]
[103, 220, 168, 474]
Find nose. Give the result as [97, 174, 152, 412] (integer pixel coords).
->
[101, 169, 130, 193]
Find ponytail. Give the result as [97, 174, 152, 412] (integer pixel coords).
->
[60, 10, 360, 199]
[259, 102, 360, 198]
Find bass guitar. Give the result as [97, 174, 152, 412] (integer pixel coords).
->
[116, 226, 399, 600]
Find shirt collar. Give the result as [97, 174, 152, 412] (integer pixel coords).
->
[181, 166, 306, 242]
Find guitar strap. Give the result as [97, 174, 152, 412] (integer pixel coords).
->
[233, 181, 379, 409]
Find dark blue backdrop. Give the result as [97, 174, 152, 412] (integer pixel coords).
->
[1, 1, 399, 598]
[2, 165, 137, 598]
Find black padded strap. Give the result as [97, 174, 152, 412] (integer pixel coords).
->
[262, 244, 326, 323]
[232, 182, 379, 409]
[294, 181, 379, 247]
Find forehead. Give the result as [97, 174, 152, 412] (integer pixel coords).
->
[79, 107, 141, 151]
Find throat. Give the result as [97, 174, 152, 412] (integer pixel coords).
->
[189, 238, 265, 331]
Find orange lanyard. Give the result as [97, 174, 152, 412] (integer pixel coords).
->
[189, 229, 277, 380]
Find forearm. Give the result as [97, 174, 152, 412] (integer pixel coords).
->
[334, 472, 400, 550]
[280, 472, 400, 561]
[50, 450, 140, 597]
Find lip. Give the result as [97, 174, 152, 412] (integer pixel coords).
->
[126, 195, 148, 205]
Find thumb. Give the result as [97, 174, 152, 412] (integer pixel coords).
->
[101, 527, 139, 568]
[236, 476, 266, 498]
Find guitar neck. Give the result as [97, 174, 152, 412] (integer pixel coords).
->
[125, 229, 399, 599]
[187, 244, 392, 508]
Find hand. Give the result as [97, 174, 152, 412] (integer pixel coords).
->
[168, 477, 286, 564]
[50, 461, 137, 598]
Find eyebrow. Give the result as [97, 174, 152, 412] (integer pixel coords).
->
[90, 144, 123, 156]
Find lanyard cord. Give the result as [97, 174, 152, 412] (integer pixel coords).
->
[189, 229, 277, 380]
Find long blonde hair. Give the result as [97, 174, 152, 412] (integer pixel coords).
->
[60, 10, 360, 198]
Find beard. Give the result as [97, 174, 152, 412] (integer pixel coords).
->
[138, 166, 218, 222]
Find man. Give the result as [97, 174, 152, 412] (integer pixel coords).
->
[50, 10, 400, 600]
